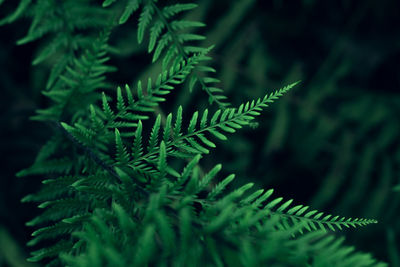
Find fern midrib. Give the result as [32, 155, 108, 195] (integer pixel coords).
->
[272, 211, 376, 228]
[151, 2, 227, 108]
[169, 195, 375, 230]
[130, 61, 191, 112]
[129, 101, 262, 167]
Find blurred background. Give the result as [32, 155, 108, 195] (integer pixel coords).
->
[0, 0, 399, 266]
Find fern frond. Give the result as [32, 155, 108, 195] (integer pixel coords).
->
[8, 0, 113, 101]
[296, 233, 387, 267]
[151, 2, 228, 107]
[61, 122, 98, 148]
[128, 82, 298, 171]
[59, 166, 383, 267]
[32, 30, 115, 122]
[16, 158, 74, 177]
[92, 54, 202, 136]
[102, 0, 228, 107]
[5, 0, 385, 265]
[27, 240, 73, 263]
[21, 176, 77, 204]
[252, 188, 377, 234]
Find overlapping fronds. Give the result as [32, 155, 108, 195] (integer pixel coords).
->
[16, 30, 114, 179]
[32, 30, 115, 122]
[61, 82, 299, 182]
[94, 51, 207, 131]
[2, 0, 112, 92]
[57, 171, 383, 267]
[126, 82, 299, 164]
[103, 0, 229, 107]
[1, 0, 385, 266]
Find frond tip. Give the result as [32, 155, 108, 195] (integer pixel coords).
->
[244, 187, 377, 234]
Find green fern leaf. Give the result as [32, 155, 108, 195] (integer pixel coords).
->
[119, 0, 141, 24]
[138, 3, 154, 44]
[0, 0, 31, 25]
[147, 114, 161, 153]
[115, 129, 131, 165]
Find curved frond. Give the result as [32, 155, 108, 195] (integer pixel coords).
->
[103, 0, 229, 108]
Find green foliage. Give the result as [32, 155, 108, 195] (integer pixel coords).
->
[1, 0, 388, 266]
[60, 203, 384, 267]
[104, 0, 229, 107]
[199, 3, 400, 265]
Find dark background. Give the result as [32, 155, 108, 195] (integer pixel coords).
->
[0, 0, 399, 266]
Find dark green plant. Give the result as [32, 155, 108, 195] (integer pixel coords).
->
[1, 0, 386, 266]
